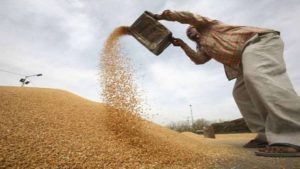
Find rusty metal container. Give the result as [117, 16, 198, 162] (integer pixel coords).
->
[129, 11, 172, 55]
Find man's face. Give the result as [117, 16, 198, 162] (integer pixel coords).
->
[186, 27, 200, 41]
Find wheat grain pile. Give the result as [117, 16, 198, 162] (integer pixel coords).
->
[1, 87, 300, 168]
[0, 87, 216, 168]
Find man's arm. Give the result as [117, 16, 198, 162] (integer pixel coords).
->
[172, 38, 211, 65]
[153, 10, 218, 27]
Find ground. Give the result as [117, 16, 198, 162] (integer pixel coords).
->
[182, 132, 300, 169]
[0, 86, 299, 169]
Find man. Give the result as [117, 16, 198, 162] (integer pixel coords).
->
[152, 10, 300, 157]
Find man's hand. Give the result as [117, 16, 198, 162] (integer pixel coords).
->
[161, 10, 172, 18]
[171, 37, 185, 47]
[146, 11, 161, 20]
[148, 10, 172, 20]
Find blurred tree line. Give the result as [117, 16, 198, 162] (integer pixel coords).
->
[167, 118, 250, 134]
[167, 118, 212, 133]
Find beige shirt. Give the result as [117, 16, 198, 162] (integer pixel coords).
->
[162, 11, 278, 80]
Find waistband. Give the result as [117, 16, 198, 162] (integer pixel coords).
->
[243, 31, 280, 50]
[258, 31, 280, 37]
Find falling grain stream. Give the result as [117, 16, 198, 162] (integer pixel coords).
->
[99, 26, 212, 168]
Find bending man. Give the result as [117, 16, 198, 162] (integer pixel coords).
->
[152, 10, 300, 157]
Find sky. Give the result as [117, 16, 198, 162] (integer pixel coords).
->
[1, 0, 300, 125]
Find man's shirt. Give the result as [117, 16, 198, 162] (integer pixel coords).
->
[163, 11, 278, 80]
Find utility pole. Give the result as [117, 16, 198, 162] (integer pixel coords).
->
[186, 117, 190, 124]
[189, 104, 194, 125]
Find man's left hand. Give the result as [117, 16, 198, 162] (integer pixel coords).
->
[171, 38, 185, 47]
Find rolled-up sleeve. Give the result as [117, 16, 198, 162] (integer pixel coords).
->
[162, 11, 216, 27]
[181, 44, 211, 64]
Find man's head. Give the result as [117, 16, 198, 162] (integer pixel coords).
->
[186, 26, 200, 41]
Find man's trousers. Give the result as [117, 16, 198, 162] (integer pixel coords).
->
[233, 32, 300, 146]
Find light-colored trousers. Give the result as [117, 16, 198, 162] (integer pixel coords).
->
[233, 32, 300, 146]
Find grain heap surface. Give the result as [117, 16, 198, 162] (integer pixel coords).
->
[0, 87, 216, 168]
[1, 87, 300, 168]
